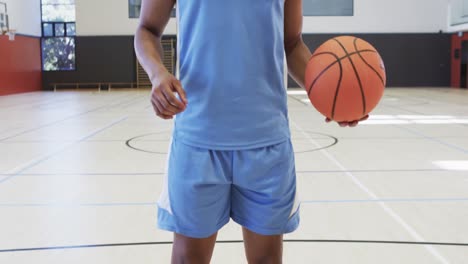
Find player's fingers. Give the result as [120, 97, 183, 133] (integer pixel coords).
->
[159, 95, 180, 114]
[154, 88, 180, 115]
[158, 113, 173, 119]
[151, 97, 166, 119]
[153, 99, 173, 119]
[152, 95, 174, 119]
[155, 96, 177, 117]
[338, 122, 347, 127]
[349, 121, 359, 127]
[360, 115, 369, 122]
[150, 96, 161, 114]
[325, 117, 332, 123]
[172, 80, 188, 105]
[151, 97, 167, 119]
[162, 85, 185, 110]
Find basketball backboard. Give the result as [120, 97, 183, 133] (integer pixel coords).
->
[0, 1, 9, 32]
[0, 1, 14, 40]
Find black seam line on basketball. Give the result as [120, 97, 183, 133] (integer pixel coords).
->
[332, 38, 366, 116]
[306, 49, 376, 98]
[306, 49, 376, 117]
[307, 51, 339, 96]
[309, 49, 376, 62]
[1, 240, 467, 253]
[331, 54, 344, 119]
[306, 52, 343, 120]
[353, 38, 385, 86]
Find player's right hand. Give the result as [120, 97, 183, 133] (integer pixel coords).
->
[325, 115, 369, 127]
[151, 72, 188, 120]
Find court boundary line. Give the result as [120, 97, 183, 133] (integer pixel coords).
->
[0, 197, 468, 207]
[0, 168, 455, 176]
[0, 239, 467, 253]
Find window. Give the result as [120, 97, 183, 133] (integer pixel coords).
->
[303, 0, 353, 16]
[129, 0, 141, 18]
[450, 0, 468, 26]
[41, 0, 76, 71]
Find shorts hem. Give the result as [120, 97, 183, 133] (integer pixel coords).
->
[158, 208, 230, 239]
[231, 210, 300, 236]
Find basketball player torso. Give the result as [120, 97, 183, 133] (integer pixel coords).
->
[174, 0, 290, 150]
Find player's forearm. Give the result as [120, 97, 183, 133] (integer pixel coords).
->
[134, 26, 169, 85]
[286, 39, 312, 90]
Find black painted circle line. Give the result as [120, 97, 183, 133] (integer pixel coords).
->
[293, 132, 338, 153]
[127, 131, 337, 154]
[125, 131, 171, 154]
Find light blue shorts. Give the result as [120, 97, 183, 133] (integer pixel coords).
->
[157, 138, 300, 238]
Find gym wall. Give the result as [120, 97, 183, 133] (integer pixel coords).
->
[297, 0, 451, 87]
[0, 0, 42, 96]
[43, 0, 451, 90]
[76, 0, 177, 36]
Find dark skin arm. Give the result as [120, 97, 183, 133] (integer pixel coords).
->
[284, 0, 368, 127]
[135, 0, 187, 120]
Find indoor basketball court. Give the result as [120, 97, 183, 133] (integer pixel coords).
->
[1, 0, 468, 263]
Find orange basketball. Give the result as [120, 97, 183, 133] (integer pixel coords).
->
[305, 36, 386, 122]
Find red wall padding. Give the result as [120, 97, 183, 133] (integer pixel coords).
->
[451, 33, 468, 88]
[0, 35, 42, 96]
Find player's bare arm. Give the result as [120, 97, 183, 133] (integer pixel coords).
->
[135, 0, 187, 120]
[284, 0, 367, 127]
[284, 0, 311, 90]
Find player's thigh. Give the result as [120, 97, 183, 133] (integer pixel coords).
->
[172, 232, 218, 264]
[242, 227, 283, 264]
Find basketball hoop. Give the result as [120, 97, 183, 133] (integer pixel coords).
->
[1, 29, 15, 41]
[6, 29, 15, 41]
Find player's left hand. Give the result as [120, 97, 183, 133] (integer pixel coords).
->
[326, 115, 369, 127]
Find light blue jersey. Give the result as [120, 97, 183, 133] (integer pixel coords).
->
[174, 0, 290, 150]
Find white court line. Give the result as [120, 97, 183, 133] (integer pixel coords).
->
[0, 116, 128, 183]
[287, 90, 307, 95]
[433, 161, 468, 171]
[291, 120, 451, 264]
[0, 93, 137, 142]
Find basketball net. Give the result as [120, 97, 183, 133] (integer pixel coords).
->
[1, 29, 15, 41]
